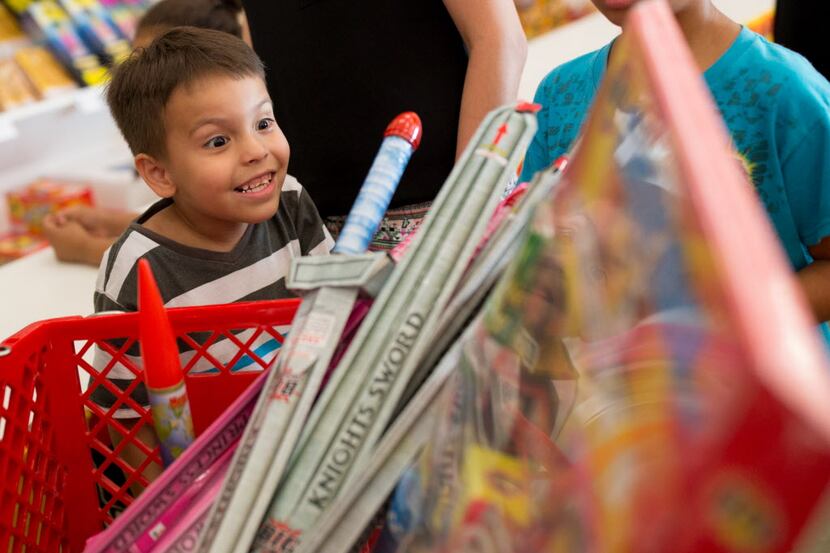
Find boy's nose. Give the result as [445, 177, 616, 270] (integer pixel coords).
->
[242, 135, 269, 164]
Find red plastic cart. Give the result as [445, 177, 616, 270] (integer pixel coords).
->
[0, 299, 299, 552]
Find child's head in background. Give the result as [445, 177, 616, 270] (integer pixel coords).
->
[134, 0, 250, 48]
[107, 27, 289, 249]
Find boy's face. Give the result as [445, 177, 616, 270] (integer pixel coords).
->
[591, 0, 695, 26]
[160, 73, 289, 232]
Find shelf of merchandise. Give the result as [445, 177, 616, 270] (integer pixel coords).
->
[0, 83, 105, 132]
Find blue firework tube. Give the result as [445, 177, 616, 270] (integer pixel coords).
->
[148, 380, 196, 467]
[333, 112, 422, 255]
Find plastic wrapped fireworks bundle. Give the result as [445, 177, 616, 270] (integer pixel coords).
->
[293, 134, 570, 553]
[236, 102, 539, 553]
[376, 1, 830, 552]
[197, 112, 421, 553]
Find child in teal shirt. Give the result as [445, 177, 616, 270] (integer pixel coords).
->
[521, 0, 830, 340]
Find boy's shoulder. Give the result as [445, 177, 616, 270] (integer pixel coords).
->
[280, 174, 304, 196]
[535, 42, 611, 100]
[709, 28, 830, 151]
[274, 174, 314, 223]
[273, 174, 333, 255]
[738, 29, 830, 107]
[100, 206, 165, 272]
[746, 30, 820, 76]
[277, 174, 309, 208]
[95, 219, 164, 312]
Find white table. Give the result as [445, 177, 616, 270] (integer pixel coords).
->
[0, 247, 98, 341]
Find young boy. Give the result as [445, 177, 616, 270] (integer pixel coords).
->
[42, 0, 252, 265]
[91, 27, 332, 480]
[97, 26, 332, 314]
[520, 0, 830, 341]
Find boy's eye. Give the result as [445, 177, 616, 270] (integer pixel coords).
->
[257, 118, 275, 131]
[204, 136, 228, 149]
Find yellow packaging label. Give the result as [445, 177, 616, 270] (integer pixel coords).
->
[0, 59, 38, 110]
[455, 445, 532, 528]
[106, 42, 132, 65]
[80, 65, 109, 87]
[14, 47, 77, 97]
[4, 0, 34, 15]
[74, 0, 100, 9]
[41, 0, 71, 23]
[0, 4, 26, 40]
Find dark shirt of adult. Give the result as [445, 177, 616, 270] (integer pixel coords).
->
[774, 0, 829, 81]
[240, 0, 527, 217]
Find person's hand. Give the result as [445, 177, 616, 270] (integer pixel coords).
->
[42, 214, 114, 266]
[49, 204, 135, 238]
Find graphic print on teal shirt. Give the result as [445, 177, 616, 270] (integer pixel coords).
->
[519, 42, 610, 186]
[520, 27, 830, 274]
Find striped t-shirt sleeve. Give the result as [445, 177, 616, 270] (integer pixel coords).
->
[94, 230, 160, 314]
[91, 231, 161, 416]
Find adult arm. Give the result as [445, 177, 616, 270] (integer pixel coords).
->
[444, 0, 528, 158]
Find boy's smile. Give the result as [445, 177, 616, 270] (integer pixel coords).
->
[235, 171, 276, 195]
[143, 73, 290, 251]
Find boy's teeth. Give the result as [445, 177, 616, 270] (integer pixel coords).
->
[238, 173, 271, 193]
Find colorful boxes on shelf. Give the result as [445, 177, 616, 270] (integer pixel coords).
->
[0, 231, 48, 265]
[56, 0, 131, 65]
[23, 0, 110, 86]
[0, 2, 25, 42]
[0, 3, 78, 109]
[13, 45, 78, 98]
[0, 57, 37, 110]
[99, 0, 144, 40]
[6, 178, 94, 235]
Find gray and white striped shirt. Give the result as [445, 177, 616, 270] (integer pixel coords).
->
[91, 176, 333, 416]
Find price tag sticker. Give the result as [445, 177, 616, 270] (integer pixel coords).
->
[297, 312, 336, 348]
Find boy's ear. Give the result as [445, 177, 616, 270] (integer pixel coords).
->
[135, 154, 176, 198]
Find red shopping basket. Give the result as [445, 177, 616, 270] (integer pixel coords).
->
[0, 299, 299, 553]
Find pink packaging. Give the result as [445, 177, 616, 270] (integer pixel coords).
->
[85, 369, 270, 552]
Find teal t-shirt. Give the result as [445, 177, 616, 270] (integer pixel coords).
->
[521, 27, 830, 341]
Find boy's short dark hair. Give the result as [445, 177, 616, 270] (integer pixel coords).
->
[136, 0, 243, 41]
[107, 26, 265, 158]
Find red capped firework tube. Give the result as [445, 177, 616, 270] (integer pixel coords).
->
[138, 258, 195, 467]
[333, 112, 422, 255]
